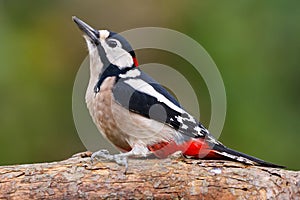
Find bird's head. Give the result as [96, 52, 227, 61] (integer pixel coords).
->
[73, 16, 138, 74]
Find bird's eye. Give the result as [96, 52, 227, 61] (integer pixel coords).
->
[107, 40, 118, 48]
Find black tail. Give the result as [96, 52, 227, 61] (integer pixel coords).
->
[213, 144, 285, 168]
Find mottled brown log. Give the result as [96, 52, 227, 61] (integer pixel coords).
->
[0, 152, 299, 200]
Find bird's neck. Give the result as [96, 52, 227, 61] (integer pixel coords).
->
[85, 48, 104, 104]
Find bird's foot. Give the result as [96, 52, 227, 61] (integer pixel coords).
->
[91, 145, 151, 174]
[91, 149, 113, 163]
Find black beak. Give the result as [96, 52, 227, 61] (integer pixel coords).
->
[72, 16, 99, 44]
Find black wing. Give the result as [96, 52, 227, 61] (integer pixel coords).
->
[112, 69, 209, 139]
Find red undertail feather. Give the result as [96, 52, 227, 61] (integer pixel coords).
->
[148, 138, 221, 159]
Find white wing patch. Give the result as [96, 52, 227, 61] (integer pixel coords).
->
[124, 78, 185, 114]
[119, 69, 141, 78]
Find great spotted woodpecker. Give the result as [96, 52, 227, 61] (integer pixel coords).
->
[73, 16, 284, 171]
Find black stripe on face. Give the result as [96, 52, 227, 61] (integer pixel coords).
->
[94, 63, 135, 93]
[94, 33, 136, 93]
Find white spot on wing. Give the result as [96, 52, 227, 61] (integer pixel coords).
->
[175, 116, 183, 123]
[194, 126, 201, 132]
[124, 79, 184, 113]
[193, 126, 203, 136]
[183, 113, 196, 123]
[207, 135, 218, 144]
[181, 124, 188, 129]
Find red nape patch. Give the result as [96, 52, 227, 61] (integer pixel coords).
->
[148, 139, 222, 159]
[133, 57, 139, 67]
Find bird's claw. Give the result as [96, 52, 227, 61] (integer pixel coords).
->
[91, 149, 113, 163]
[113, 154, 128, 172]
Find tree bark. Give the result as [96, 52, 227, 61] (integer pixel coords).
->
[0, 152, 299, 200]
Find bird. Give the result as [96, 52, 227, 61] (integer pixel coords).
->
[72, 16, 284, 171]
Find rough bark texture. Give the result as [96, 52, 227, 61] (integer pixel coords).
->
[0, 151, 299, 200]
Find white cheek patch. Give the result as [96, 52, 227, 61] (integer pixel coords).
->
[100, 40, 133, 69]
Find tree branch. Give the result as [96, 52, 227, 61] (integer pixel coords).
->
[0, 152, 299, 199]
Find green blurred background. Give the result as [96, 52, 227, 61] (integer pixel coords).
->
[0, 0, 299, 170]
